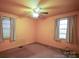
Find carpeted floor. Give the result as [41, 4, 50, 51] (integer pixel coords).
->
[0, 43, 66, 58]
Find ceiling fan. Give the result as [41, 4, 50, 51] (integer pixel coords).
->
[23, 0, 59, 18]
[24, 5, 49, 18]
[32, 7, 48, 18]
[24, 5, 60, 18]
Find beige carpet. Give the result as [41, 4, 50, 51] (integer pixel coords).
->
[0, 43, 66, 58]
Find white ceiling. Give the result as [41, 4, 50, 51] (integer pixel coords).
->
[0, 0, 79, 19]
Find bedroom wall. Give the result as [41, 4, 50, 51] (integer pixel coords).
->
[0, 12, 35, 52]
[0, 11, 79, 53]
[37, 11, 79, 53]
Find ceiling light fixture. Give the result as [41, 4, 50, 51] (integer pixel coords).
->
[32, 12, 39, 18]
[32, 7, 40, 18]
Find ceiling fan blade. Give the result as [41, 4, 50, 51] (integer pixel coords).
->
[8, 0, 32, 9]
[40, 12, 48, 14]
[41, 6, 60, 10]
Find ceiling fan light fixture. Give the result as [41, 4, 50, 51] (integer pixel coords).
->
[32, 7, 40, 18]
[32, 12, 39, 18]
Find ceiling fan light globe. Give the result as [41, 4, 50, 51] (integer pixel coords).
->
[32, 12, 39, 18]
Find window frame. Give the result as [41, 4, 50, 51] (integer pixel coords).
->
[55, 17, 70, 42]
[0, 16, 15, 41]
[1, 16, 11, 40]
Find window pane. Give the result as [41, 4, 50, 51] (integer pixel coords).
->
[3, 28, 10, 38]
[2, 18, 10, 39]
[59, 19, 68, 39]
[59, 18, 68, 25]
[59, 34, 66, 39]
[59, 25, 67, 29]
[59, 30, 67, 34]
[3, 20, 10, 28]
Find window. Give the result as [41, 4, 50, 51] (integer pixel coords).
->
[55, 16, 76, 43]
[0, 16, 15, 41]
[2, 17, 10, 39]
[58, 18, 68, 39]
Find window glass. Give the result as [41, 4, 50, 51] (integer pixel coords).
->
[58, 19, 68, 39]
[2, 17, 10, 39]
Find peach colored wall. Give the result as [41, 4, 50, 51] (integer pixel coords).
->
[0, 12, 35, 52]
[0, 11, 79, 53]
[37, 11, 79, 53]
